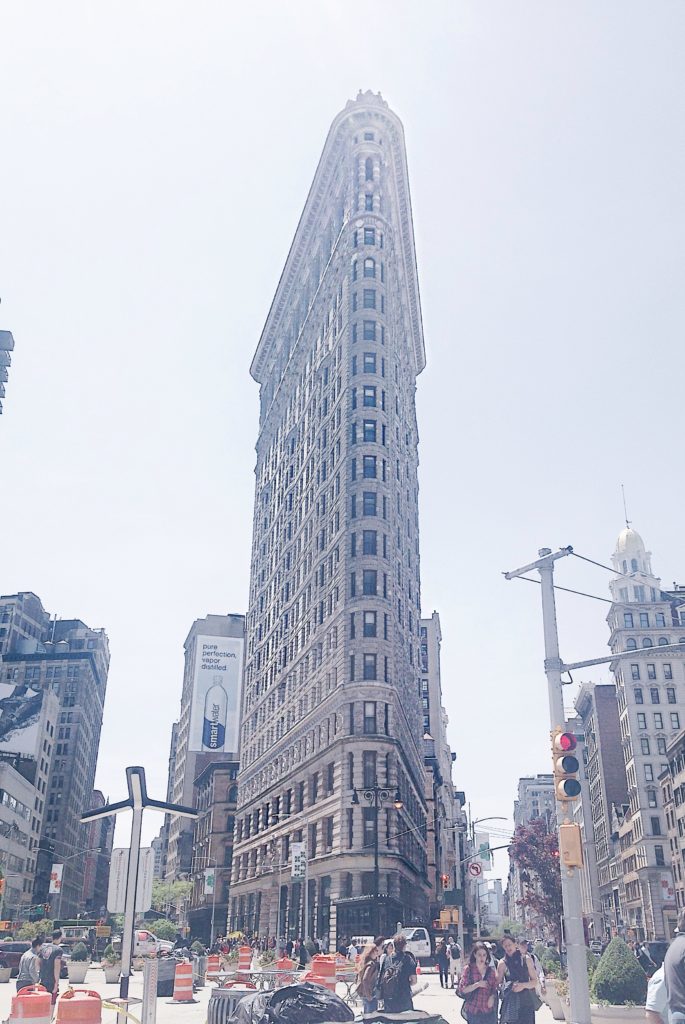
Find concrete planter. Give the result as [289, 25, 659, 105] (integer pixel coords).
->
[67, 961, 90, 984]
[543, 980, 566, 1021]
[103, 964, 121, 984]
[590, 1007, 644, 1022]
[0, 967, 12, 983]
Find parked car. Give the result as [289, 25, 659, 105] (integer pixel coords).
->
[589, 939, 603, 955]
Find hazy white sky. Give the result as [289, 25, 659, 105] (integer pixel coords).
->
[1, 2, 684, 878]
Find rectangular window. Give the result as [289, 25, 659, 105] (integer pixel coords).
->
[648, 664, 657, 680]
[349, 703, 355, 735]
[668, 688, 676, 704]
[362, 570, 377, 595]
[351, 458, 357, 481]
[365, 194, 373, 211]
[654, 713, 663, 730]
[645, 764, 654, 781]
[347, 809, 354, 849]
[363, 750, 377, 788]
[362, 807, 376, 848]
[327, 762, 335, 794]
[351, 533, 357, 557]
[641, 738, 651, 755]
[655, 845, 665, 866]
[363, 455, 377, 478]
[634, 688, 643, 704]
[363, 611, 377, 637]
[362, 530, 377, 555]
[651, 688, 660, 704]
[631, 664, 640, 681]
[348, 752, 354, 787]
[651, 817, 662, 836]
[363, 701, 377, 734]
[640, 613, 650, 627]
[658, 738, 667, 755]
[350, 572, 356, 597]
[363, 289, 376, 309]
[350, 613, 356, 639]
[352, 355, 357, 375]
[637, 713, 646, 729]
[672, 713, 681, 730]
[648, 790, 658, 808]
[363, 352, 376, 372]
[351, 494, 357, 518]
[362, 492, 377, 516]
[352, 293, 357, 312]
[363, 419, 376, 442]
[363, 654, 377, 680]
[363, 385, 377, 407]
[363, 320, 376, 341]
[656, 613, 666, 627]
[664, 664, 673, 680]
[364, 227, 375, 245]
[350, 654, 355, 681]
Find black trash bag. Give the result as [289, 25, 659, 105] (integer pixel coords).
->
[230, 982, 354, 1024]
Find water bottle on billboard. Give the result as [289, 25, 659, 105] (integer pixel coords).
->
[202, 675, 227, 750]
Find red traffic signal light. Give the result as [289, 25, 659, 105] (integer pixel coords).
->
[551, 729, 582, 801]
[440, 874, 450, 887]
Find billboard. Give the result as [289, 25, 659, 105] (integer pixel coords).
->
[0, 684, 47, 757]
[188, 635, 243, 754]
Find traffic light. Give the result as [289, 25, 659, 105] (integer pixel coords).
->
[551, 728, 581, 801]
[440, 874, 450, 888]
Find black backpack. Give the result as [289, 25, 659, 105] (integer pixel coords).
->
[380, 953, 412, 1002]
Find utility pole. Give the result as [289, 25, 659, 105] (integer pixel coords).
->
[505, 547, 591, 1024]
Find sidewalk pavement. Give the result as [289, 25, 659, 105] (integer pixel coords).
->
[0, 968, 558, 1024]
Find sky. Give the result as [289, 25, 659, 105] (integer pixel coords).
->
[1, 1, 684, 882]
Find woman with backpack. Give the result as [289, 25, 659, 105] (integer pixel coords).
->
[458, 943, 499, 1024]
[356, 943, 381, 1014]
[436, 939, 450, 988]
[378, 933, 417, 1013]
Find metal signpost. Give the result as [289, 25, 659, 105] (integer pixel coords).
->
[81, 766, 197, 1024]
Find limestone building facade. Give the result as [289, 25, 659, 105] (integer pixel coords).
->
[608, 527, 685, 939]
[229, 91, 430, 943]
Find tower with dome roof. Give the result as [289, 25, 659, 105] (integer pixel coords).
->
[603, 525, 685, 940]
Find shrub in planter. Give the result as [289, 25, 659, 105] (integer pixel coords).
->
[67, 943, 91, 984]
[191, 942, 205, 956]
[592, 937, 647, 1006]
[71, 942, 90, 962]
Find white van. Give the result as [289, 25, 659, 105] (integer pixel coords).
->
[401, 926, 432, 962]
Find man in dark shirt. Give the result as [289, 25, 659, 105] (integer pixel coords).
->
[664, 909, 685, 1022]
[38, 929, 63, 1005]
[379, 933, 417, 1013]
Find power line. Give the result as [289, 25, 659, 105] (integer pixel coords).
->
[515, 574, 612, 604]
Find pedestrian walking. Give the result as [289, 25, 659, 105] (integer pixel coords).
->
[38, 929, 64, 1007]
[357, 943, 381, 1014]
[448, 938, 462, 988]
[377, 933, 417, 1014]
[646, 964, 670, 1024]
[16, 937, 43, 992]
[518, 938, 545, 995]
[347, 939, 358, 961]
[458, 943, 498, 1024]
[497, 936, 539, 1024]
[664, 908, 685, 1022]
[436, 939, 450, 988]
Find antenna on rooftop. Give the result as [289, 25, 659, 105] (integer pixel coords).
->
[621, 484, 631, 529]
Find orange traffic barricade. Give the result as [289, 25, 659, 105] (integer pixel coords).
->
[310, 955, 337, 992]
[206, 954, 221, 980]
[275, 956, 296, 985]
[237, 945, 252, 981]
[55, 989, 102, 1024]
[10, 985, 52, 1024]
[170, 962, 195, 1003]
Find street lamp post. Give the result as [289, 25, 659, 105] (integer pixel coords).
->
[352, 783, 403, 936]
[53, 848, 103, 921]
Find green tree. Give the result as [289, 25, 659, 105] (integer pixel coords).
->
[16, 919, 53, 940]
[508, 818, 563, 941]
[152, 918, 180, 941]
[151, 880, 192, 918]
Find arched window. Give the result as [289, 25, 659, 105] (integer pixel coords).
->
[642, 638, 653, 648]
[228, 785, 238, 803]
[622, 560, 628, 574]
[680, 637, 685, 644]
[658, 637, 669, 646]
[631, 558, 638, 572]
[365, 157, 374, 181]
[626, 638, 637, 650]
[363, 257, 376, 278]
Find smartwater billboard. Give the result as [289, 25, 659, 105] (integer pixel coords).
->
[188, 635, 243, 754]
[0, 684, 46, 757]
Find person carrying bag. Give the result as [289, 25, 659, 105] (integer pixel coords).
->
[458, 943, 499, 1024]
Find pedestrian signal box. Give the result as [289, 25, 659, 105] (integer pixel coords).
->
[559, 822, 584, 868]
[551, 729, 581, 801]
